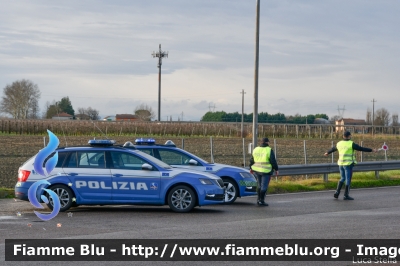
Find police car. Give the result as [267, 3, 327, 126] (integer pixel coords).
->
[123, 138, 257, 204]
[15, 139, 225, 213]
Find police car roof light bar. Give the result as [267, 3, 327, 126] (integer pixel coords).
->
[135, 138, 156, 145]
[88, 139, 116, 146]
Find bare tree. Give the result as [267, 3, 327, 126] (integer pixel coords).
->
[76, 107, 99, 120]
[0, 79, 41, 119]
[392, 113, 399, 126]
[366, 108, 372, 125]
[28, 97, 40, 119]
[77, 107, 87, 115]
[134, 103, 155, 121]
[374, 108, 391, 126]
[42, 101, 51, 119]
[86, 107, 99, 120]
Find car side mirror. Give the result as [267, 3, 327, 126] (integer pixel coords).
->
[142, 163, 153, 171]
[188, 159, 198, 166]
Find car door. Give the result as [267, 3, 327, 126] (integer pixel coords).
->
[157, 149, 206, 172]
[109, 151, 161, 203]
[62, 150, 112, 202]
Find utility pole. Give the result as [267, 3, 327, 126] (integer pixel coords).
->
[152, 44, 168, 121]
[372, 98, 377, 135]
[240, 90, 246, 138]
[252, 0, 260, 152]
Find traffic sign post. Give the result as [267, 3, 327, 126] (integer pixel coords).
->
[378, 142, 388, 161]
[378, 143, 388, 151]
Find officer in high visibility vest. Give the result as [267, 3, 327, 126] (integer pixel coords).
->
[250, 138, 279, 206]
[324, 131, 376, 200]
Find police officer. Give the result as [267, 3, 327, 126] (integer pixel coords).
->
[250, 137, 279, 206]
[324, 131, 376, 200]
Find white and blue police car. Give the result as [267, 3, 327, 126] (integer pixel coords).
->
[123, 138, 257, 204]
[15, 139, 225, 213]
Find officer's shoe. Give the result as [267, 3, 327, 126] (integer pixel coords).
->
[258, 201, 268, 206]
[343, 185, 353, 200]
[334, 182, 344, 199]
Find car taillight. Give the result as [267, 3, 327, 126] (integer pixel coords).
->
[18, 170, 31, 182]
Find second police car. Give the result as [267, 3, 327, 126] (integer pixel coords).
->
[15, 139, 225, 213]
[123, 138, 257, 204]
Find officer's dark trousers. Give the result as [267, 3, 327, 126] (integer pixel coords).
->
[339, 165, 353, 186]
[255, 172, 271, 201]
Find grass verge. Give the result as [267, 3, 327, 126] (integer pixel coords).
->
[268, 170, 400, 194]
[0, 188, 15, 199]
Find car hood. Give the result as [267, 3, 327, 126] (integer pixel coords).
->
[211, 163, 249, 173]
[170, 168, 221, 180]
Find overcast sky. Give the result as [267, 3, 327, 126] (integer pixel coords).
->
[1, 0, 399, 121]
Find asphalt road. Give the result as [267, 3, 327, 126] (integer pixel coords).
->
[1, 186, 400, 266]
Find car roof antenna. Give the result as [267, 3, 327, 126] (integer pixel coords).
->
[91, 120, 109, 139]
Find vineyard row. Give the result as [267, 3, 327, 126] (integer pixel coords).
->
[1, 119, 400, 139]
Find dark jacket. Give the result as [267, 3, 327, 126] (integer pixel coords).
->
[249, 143, 279, 174]
[326, 139, 373, 154]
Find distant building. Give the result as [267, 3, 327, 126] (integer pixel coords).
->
[75, 114, 91, 120]
[115, 114, 138, 122]
[102, 116, 116, 121]
[52, 112, 73, 120]
[336, 118, 366, 133]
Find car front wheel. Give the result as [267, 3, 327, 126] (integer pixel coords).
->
[168, 185, 196, 213]
[46, 185, 74, 212]
[222, 178, 238, 204]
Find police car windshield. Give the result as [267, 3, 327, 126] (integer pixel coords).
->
[134, 150, 172, 169]
[177, 148, 209, 164]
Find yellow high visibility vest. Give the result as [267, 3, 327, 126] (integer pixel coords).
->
[336, 140, 356, 165]
[251, 146, 272, 173]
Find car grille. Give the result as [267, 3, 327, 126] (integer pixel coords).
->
[215, 178, 224, 188]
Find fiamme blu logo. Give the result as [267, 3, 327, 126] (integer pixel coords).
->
[27, 130, 60, 221]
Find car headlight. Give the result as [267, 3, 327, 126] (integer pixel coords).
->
[239, 172, 252, 178]
[199, 178, 213, 185]
[240, 172, 255, 179]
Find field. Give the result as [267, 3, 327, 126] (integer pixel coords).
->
[1, 134, 400, 189]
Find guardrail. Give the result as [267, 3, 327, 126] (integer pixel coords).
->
[279, 161, 400, 181]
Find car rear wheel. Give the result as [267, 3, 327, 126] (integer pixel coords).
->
[222, 178, 238, 204]
[46, 185, 74, 212]
[168, 185, 196, 213]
